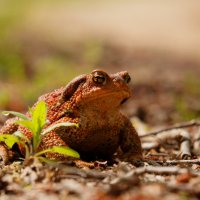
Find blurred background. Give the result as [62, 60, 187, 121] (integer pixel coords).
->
[0, 0, 200, 126]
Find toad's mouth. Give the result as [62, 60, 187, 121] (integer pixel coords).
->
[81, 90, 131, 105]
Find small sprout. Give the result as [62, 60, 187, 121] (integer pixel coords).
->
[1, 101, 80, 164]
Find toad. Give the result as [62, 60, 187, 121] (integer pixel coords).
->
[0, 70, 142, 164]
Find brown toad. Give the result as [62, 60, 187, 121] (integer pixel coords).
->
[0, 70, 142, 164]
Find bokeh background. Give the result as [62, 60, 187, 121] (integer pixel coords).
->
[1, 0, 200, 126]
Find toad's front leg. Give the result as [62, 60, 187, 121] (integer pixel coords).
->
[39, 117, 78, 160]
[40, 118, 95, 167]
[119, 116, 143, 165]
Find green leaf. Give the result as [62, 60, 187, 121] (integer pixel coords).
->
[41, 122, 78, 136]
[37, 157, 57, 164]
[30, 101, 47, 150]
[24, 144, 30, 159]
[15, 120, 35, 133]
[51, 146, 80, 158]
[2, 111, 29, 120]
[31, 101, 47, 132]
[36, 146, 80, 159]
[0, 134, 20, 148]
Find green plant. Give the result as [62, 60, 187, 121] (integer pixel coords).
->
[0, 101, 80, 163]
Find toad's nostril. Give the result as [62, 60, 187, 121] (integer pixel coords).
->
[120, 98, 128, 104]
[123, 74, 131, 84]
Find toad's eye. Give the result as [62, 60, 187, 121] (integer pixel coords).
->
[92, 73, 106, 84]
[124, 74, 131, 84]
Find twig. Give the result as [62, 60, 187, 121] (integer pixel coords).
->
[144, 158, 200, 168]
[142, 129, 192, 159]
[193, 128, 200, 155]
[134, 165, 200, 176]
[61, 167, 107, 180]
[134, 165, 187, 175]
[180, 137, 191, 159]
[142, 142, 159, 150]
[160, 158, 200, 165]
[140, 120, 200, 138]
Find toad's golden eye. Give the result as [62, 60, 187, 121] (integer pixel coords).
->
[92, 73, 106, 84]
[124, 74, 131, 84]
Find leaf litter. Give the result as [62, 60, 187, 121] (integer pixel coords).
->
[0, 120, 200, 200]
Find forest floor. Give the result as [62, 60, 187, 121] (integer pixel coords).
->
[0, 121, 200, 200]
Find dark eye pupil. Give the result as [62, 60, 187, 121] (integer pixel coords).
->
[93, 76, 105, 83]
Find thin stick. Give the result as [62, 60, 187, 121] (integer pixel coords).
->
[134, 165, 200, 176]
[144, 158, 200, 165]
[162, 158, 200, 165]
[140, 120, 200, 138]
[134, 165, 187, 175]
